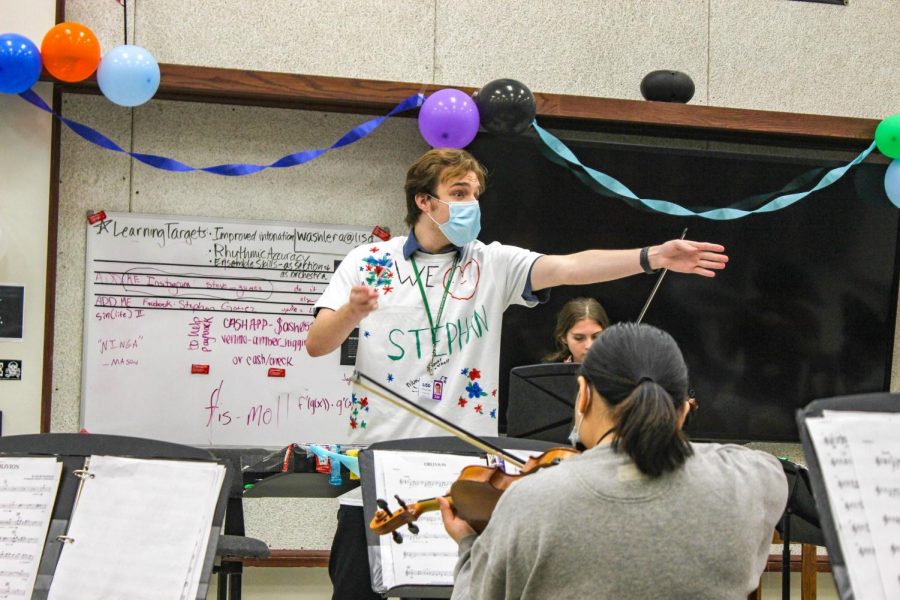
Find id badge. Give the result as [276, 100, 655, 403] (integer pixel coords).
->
[418, 378, 443, 402]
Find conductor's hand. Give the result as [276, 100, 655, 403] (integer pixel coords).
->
[655, 239, 728, 277]
[437, 496, 476, 544]
[348, 285, 379, 320]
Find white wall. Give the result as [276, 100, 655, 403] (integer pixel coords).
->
[0, 1, 55, 435]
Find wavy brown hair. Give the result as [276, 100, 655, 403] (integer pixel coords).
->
[403, 149, 488, 228]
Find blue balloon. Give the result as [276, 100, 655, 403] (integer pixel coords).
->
[97, 45, 160, 107]
[0, 33, 42, 94]
[886, 159, 900, 209]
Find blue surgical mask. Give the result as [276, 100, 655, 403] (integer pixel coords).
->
[427, 196, 481, 246]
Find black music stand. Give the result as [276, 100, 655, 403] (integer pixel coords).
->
[796, 392, 900, 600]
[359, 436, 558, 599]
[506, 363, 579, 443]
[0, 433, 230, 600]
[776, 458, 824, 600]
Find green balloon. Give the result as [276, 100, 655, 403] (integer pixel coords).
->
[875, 114, 900, 159]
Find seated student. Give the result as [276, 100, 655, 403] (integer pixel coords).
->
[438, 322, 788, 600]
[543, 297, 610, 364]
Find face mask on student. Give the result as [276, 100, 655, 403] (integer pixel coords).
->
[427, 196, 481, 246]
[568, 410, 586, 452]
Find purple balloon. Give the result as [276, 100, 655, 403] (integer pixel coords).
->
[418, 88, 480, 149]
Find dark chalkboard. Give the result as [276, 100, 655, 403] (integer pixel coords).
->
[470, 132, 898, 442]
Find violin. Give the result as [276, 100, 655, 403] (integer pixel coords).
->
[354, 372, 579, 542]
[369, 447, 579, 540]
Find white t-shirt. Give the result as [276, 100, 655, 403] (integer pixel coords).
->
[315, 235, 542, 445]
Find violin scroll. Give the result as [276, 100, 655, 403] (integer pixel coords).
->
[370, 495, 444, 541]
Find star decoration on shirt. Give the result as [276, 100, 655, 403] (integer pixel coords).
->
[387, 373, 394, 383]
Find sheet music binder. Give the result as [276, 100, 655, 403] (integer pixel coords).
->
[796, 392, 900, 600]
[45, 455, 227, 600]
[0, 434, 231, 600]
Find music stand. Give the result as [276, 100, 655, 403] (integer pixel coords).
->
[359, 436, 558, 599]
[0, 433, 230, 600]
[796, 392, 900, 600]
[776, 459, 824, 600]
[506, 363, 579, 443]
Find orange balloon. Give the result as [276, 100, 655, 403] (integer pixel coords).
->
[41, 22, 101, 82]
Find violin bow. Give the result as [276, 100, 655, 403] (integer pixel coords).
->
[353, 370, 527, 469]
[636, 228, 688, 324]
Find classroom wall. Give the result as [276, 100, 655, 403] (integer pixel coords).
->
[7, 0, 894, 595]
[50, 0, 900, 429]
[0, 1, 55, 436]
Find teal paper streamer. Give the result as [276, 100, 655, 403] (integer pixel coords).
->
[532, 121, 878, 220]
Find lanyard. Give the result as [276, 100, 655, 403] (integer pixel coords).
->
[409, 254, 459, 374]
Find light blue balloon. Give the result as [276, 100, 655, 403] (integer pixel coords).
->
[0, 33, 42, 94]
[886, 159, 900, 209]
[97, 45, 160, 107]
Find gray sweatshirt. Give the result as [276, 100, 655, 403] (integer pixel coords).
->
[451, 443, 788, 600]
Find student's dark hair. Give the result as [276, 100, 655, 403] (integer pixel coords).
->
[404, 149, 487, 228]
[543, 297, 610, 362]
[580, 322, 693, 477]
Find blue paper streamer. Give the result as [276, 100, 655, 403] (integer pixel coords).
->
[18, 89, 425, 176]
[533, 120, 878, 220]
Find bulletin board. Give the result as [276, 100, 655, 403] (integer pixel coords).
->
[81, 211, 373, 446]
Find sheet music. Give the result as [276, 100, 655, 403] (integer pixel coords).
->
[371, 447, 537, 591]
[822, 411, 900, 598]
[47, 456, 225, 600]
[806, 411, 900, 600]
[0, 457, 61, 600]
[373, 451, 483, 589]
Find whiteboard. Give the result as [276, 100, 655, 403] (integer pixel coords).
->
[81, 212, 374, 446]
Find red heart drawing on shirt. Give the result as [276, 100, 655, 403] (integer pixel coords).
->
[445, 259, 481, 300]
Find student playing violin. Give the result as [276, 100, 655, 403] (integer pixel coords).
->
[439, 322, 788, 600]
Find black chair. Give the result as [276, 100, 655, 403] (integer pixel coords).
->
[208, 448, 273, 600]
[0, 432, 231, 600]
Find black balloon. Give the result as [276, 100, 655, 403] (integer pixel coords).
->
[474, 79, 537, 136]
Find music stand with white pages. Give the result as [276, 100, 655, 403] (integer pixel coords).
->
[359, 436, 557, 598]
[0, 433, 230, 600]
[797, 393, 900, 600]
